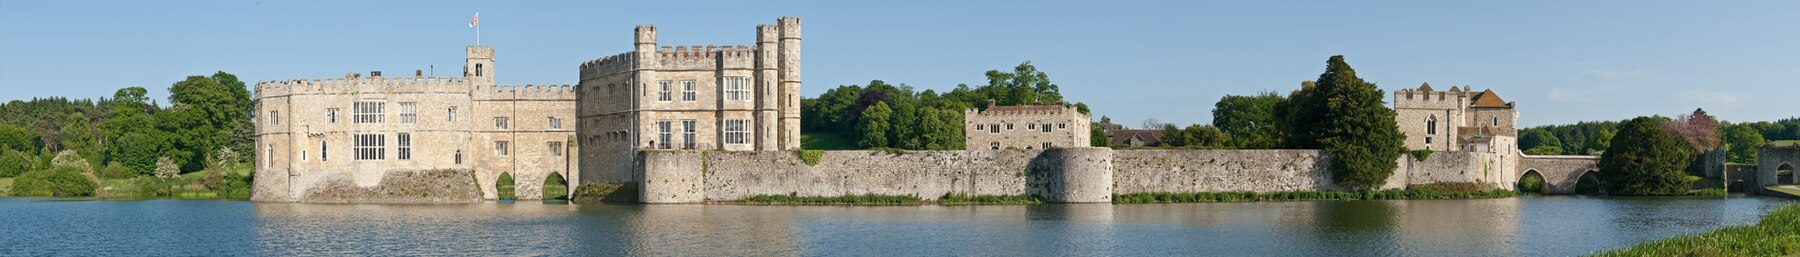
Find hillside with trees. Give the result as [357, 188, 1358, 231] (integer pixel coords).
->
[800, 62, 1090, 150]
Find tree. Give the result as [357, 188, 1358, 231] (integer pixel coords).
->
[1297, 56, 1405, 190]
[1600, 117, 1692, 196]
[856, 102, 893, 148]
[1089, 123, 1109, 147]
[0, 124, 33, 153]
[0, 150, 27, 178]
[1585, 129, 1615, 154]
[1724, 124, 1766, 164]
[1184, 125, 1230, 149]
[1663, 108, 1722, 153]
[889, 102, 921, 149]
[1524, 145, 1563, 155]
[1213, 92, 1285, 149]
[1274, 80, 1322, 149]
[1519, 129, 1563, 152]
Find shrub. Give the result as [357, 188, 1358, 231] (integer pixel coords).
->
[97, 162, 132, 179]
[1409, 149, 1432, 161]
[153, 156, 180, 179]
[10, 166, 98, 197]
[0, 150, 28, 178]
[1690, 188, 1727, 197]
[794, 149, 824, 166]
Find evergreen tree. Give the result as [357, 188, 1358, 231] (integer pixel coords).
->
[1301, 56, 1405, 190]
[1600, 117, 1692, 196]
[856, 102, 893, 148]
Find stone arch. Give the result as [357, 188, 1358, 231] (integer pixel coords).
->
[1779, 163, 1795, 185]
[496, 172, 516, 200]
[1574, 170, 1601, 194]
[1517, 169, 1546, 194]
[543, 172, 569, 200]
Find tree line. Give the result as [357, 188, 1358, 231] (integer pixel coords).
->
[801, 62, 1091, 150]
[0, 71, 255, 197]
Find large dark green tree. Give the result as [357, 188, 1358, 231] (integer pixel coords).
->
[1519, 129, 1563, 152]
[1724, 124, 1766, 164]
[856, 102, 893, 148]
[1212, 92, 1285, 149]
[1599, 117, 1692, 196]
[1289, 56, 1405, 190]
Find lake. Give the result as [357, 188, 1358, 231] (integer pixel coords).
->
[0, 196, 1791, 256]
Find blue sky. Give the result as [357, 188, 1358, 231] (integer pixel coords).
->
[2, 1, 1795, 127]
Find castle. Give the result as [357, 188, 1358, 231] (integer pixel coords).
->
[1393, 83, 1519, 154]
[576, 17, 804, 184]
[964, 100, 1092, 150]
[251, 46, 578, 202]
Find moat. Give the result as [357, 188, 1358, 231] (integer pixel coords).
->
[2, 196, 1791, 256]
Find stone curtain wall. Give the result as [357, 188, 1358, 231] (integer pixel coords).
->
[1396, 151, 1515, 189]
[252, 169, 482, 203]
[693, 150, 1036, 201]
[1111, 150, 1345, 193]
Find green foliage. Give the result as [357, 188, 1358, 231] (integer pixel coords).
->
[0, 150, 28, 178]
[856, 102, 893, 148]
[0, 124, 34, 153]
[1524, 145, 1564, 155]
[1519, 121, 1620, 155]
[1592, 204, 1800, 256]
[799, 132, 858, 150]
[1517, 172, 1545, 194]
[1089, 123, 1109, 147]
[1409, 149, 1433, 161]
[1519, 129, 1563, 152]
[542, 173, 569, 200]
[794, 149, 824, 166]
[1600, 117, 1694, 196]
[1158, 124, 1230, 149]
[739, 193, 922, 205]
[1113, 187, 1515, 204]
[496, 173, 516, 200]
[9, 166, 97, 197]
[1284, 56, 1405, 190]
[938, 193, 1043, 205]
[1213, 92, 1286, 149]
[1724, 124, 1766, 164]
[570, 182, 631, 203]
[1689, 188, 1727, 197]
[802, 62, 1079, 151]
[1586, 129, 1615, 155]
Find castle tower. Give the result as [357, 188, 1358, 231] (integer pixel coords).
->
[466, 45, 495, 86]
[754, 23, 780, 150]
[776, 16, 802, 150]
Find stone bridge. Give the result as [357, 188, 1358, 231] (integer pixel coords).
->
[1519, 155, 1601, 194]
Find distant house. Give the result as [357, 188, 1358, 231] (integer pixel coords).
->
[1098, 118, 1164, 147]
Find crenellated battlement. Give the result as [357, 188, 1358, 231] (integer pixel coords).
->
[473, 84, 578, 100]
[254, 76, 474, 98]
[580, 52, 636, 78]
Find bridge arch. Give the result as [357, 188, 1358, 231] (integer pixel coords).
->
[1754, 146, 1800, 194]
[1517, 169, 1546, 194]
[1574, 169, 1601, 194]
[496, 172, 516, 200]
[1519, 155, 1601, 194]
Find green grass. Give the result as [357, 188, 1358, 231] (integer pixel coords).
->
[0, 177, 12, 196]
[738, 194, 923, 205]
[938, 193, 1044, 205]
[1114, 188, 1517, 203]
[1772, 140, 1800, 147]
[1590, 204, 1800, 256]
[800, 132, 859, 150]
[1766, 185, 1800, 196]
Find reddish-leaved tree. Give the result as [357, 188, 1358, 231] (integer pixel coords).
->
[1663, 108, 1721, 152]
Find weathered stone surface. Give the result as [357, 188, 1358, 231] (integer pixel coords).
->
[1026, 148, 1112, 203]
[1519, 155, 1600, 194]
[1755, 146, 1800, 194]
[296, 169, 482, 204]
[637, 151, 703, 203]
[696, 150, 1037, 201]
[1112, 149, 1347, 193]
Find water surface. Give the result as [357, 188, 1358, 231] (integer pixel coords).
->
[0, 196, 1790, 256]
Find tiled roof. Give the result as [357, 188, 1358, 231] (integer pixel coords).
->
[1108, 129, 1164, 147]
[1417, 82, 1434, 92]
[1470, 89, 1510, 107]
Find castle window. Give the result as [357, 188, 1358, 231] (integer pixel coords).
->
[724, 76, 750, 101]
[398, 102, 417, 123]
[448, 106, 458, 122]
[680, 80, 696, 101]
[495, 117, 509, 130]
[1029, 123, 1037, 130]
[990, 123, 1001, 134]
[454, 150, 462, 164]
[548, 141, 564, 156]
[320, 140, 327, 162]
[550, 117, 563, 129]
[724, 119, 749, 145]
[354, 134, 386, 160]
[1043, 142, 1053, 149]
[354, 101, 386, 123]
[1426, 115, 1438, 135]
[658, 81, 672, 102]
[991, 142, 1000, 150]
[326, 108, 339, 123]
[266, 144, 273, 168]
[396, 133, 411, 160]
[681, 119, 697, 149]
[1493, 117, 1499, 127]
[475, 63, 484, 77]
[1043, 123, 1052, 132]
[976, 124, 985, 131]
[1425, 137, 1433, 145]
[1059, 123, 1067, 129]
[656, 120, 672, 149]
[494, 141, 509, 156]
[269, 111, 280, 125]
[1007, 123, 1014, 130]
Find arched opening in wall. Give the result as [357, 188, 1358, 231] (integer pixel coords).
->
[1575, 170, 1601, 194]
[1517, 170, 1545, 194]
[496, 172, 516, 200]
[1779, 163, 1795, 185]
[542, 172, 569, 201]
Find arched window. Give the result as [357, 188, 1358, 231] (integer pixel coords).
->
[475, 63, 484, 77]
[1426, 115, 1438, 135]
[1493, 117, 1500, 126]
[455, 150, 463, 165]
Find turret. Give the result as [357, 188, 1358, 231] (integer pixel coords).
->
[466, 45, 495, 86]
[776, 16, 802, 150]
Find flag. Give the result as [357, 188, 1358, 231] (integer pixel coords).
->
[469, 13, 479, 28]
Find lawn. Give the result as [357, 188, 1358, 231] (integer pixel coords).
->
[801, 132, 859, 150]
[1767, 185, 1800, 197]
[0, 177, 12, 196]
[1774, 140, 1800, 147]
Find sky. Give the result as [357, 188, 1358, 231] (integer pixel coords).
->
[2, 0, 1796, 128]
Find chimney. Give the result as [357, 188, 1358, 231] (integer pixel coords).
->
[370, 70, 382, 77]
[986, 99, 997, 108]
[416, 70, 423, 78]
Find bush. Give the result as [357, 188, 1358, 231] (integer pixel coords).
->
[0, 150, 28, 178]
[1409, 149, 1432, 161]
[97, 162, 132, 179]
[1690, 188, 1727, 197]
[9, 166, 98, 197]
[571, 182, 631, 203]
[794, 149, 824, 166]
[1524, 145, 1563, 155]
[496, 173, 515, 200]
[1600, 117, 1693, 196]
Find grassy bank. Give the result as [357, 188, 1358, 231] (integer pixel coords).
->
[738, 194, 924, 205]
[1114, 188, 1517, 204]
[937, 193, 1043, 205]
[1590, 204, 1800, 256]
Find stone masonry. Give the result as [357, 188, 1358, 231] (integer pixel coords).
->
[252, 45, 577, 202]
[964, 100, 1092, 150]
